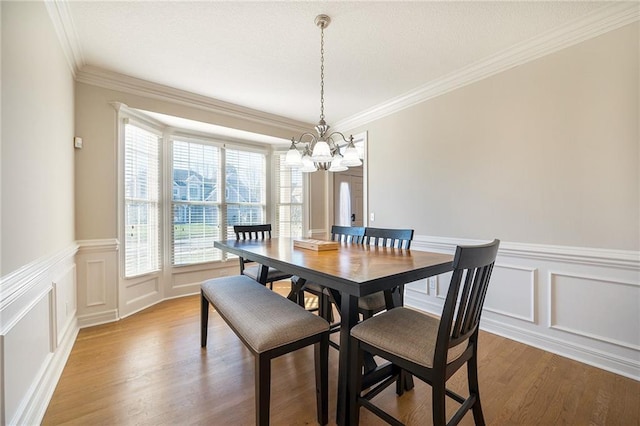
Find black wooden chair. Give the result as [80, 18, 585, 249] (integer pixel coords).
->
[233, 224, 292, 289]
[294, 225, 365, 323]
[349, 239, 500, 426]
[358, 227, 414, 319]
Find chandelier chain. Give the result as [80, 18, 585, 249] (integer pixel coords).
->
[320, 25, 325, 122]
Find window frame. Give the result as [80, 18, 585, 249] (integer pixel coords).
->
[119, 115, 163, 279]
[117, 106, 305, 279]
[273, 151, 305, 239]
[165, 131, 271, 267]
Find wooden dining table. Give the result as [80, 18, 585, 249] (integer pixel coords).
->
[214, 237, 454, 425]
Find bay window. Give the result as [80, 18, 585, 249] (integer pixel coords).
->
[121, 115, 300, 276]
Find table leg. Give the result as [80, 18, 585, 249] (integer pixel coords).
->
[287, 276, 306, 305]
[337, 293, 358, 426]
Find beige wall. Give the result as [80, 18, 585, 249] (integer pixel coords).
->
[74, 83, 306, 240]
[1, 1, 76, 275]
[350, 23, 639, 251]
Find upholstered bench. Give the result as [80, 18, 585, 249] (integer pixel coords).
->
[200, 275, 329, 426]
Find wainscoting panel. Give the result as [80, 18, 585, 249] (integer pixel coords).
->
[406, 236, 640, 380]
[120, 274, 161, 319]
[484, 264, 537, 323]
[85, 260, 106, 307]
[53, 264, 77, 348]
[76, 239, 119, 327]
[3, 294, 51, 425]
[0, 244, 78, 425]
[549, 272, 639, 350]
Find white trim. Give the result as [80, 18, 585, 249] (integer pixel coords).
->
[408, 235, 640, 381]
[411, 235, 639, 270]
[44, 0, 84, 76]
[334, 2, 640, 132]
[11, 318, 79, 426]
[0, 245, 79, 425]
[548, 271, 640, 351]
[76, 66, 312, 134]
[76, 238, 119, 254]
[481, 318, 639, 381]
[0, 244, 79, 311]
[484, 263, 537, 323]
[77, 309, 119, 329]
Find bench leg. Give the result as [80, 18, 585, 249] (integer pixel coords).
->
[315, 335, 329, 425]
[201, 292, 209, 347]
[256, 354, 271, 426]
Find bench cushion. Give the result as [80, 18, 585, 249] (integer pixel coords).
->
[202, 275, 329, 353]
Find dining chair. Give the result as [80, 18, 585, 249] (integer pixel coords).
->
[358, 227, 414, 319]
[349, 239, 500, 426]
[233, 224, 293, 289]
[304, 226, 412, 317]
[296, 225, 365, 323]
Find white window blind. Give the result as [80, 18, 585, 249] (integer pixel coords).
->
[225, 149, 266, 237]
[124, 123, 160, 277]
[275, 153, 304, 238]
[171, 140, 221, 265]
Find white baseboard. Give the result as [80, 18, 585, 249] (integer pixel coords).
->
[77, 309, 119, 328]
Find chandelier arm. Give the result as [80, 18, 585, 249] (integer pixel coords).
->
[326, 131, 352, 144]
[292, 132, 319, 145]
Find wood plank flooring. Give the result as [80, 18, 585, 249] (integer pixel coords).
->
[42, 283, 639, 425]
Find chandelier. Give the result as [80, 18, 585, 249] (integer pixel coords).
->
[285, 14, 362, 173]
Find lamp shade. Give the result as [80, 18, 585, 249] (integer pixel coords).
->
[285, 147, 303, 166]
[310, 140, 333, 162]
[328, 155, 348, 172]
[300, 154, 317, 173]
[341, 145, 362, 167]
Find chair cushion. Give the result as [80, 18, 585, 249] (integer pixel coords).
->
[301, 282, 330, 296]
[350, 307, 467, 368]
[202, 275, 328, 353]
[357, 291, 386, 312]
[243, 265, 292, 283]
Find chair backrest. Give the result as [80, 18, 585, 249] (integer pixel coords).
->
[234, 224, 272, 240]
[331, 225, 365, 243]
[364, 227, 414, 249]
[434, 239, 500, 366]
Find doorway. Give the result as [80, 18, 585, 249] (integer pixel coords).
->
[333, 167, 363, 227]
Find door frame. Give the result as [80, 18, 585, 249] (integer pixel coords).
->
[327, 131, 368, 230]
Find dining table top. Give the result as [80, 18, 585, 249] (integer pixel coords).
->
[215, 237, 454, 296]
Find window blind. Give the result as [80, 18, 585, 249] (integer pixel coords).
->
[225, 149, 266, 238]
[124, 123, 160, 277]
[171, 139, 221, 265]
[274, 153, 304, 238]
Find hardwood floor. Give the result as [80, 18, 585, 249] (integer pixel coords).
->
[43, 282, 639, 425]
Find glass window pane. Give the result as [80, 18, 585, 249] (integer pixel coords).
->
[171, 139, 221, 265]
[124, 123, 160, 277]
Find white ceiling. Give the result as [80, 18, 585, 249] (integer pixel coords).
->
[63, 1, 626, 127]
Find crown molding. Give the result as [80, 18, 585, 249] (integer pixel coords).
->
[76, 66, 313, 134]
[44, 0, 84, 77]
[334, 2, 640, 132]
[45, 0, 311, 133]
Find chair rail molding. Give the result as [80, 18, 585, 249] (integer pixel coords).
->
[407, 235, 640, 381]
